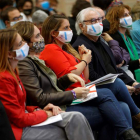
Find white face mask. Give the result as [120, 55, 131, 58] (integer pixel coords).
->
[86, 23, 103, 36]
[56, 30, 73, 43]
[120, 16, 132, 29]
[10, 19, 23, 27]
[13, 43, 29, 60]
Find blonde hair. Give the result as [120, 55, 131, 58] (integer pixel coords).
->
[42, 14, 81, 60]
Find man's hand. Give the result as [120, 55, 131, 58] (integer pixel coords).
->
[126, 85, 135, 95]
[67, 73, 85, 87]
[101, 33, 113, 42]
[132, 82, 140, 95]
[116, 60, 125, 68]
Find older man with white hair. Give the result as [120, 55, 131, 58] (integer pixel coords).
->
[32, 10, 48, 32]
[73, 7, 140, 93]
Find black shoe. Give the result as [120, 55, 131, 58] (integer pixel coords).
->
[121, 129, 140, 140]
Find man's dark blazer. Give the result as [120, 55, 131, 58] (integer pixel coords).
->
[72, 34, 134, 85]
[0, 100, 15, 140]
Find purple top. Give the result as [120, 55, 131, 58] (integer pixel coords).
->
[108, 40, 130, 65]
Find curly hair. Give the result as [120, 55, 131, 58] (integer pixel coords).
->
[106, 4, 131, 34]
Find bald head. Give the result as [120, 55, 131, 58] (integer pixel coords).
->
[93, 7, 105, 20]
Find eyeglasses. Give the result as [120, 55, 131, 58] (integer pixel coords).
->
[12, 15, 23, 21]
[83, 17, 102, 24]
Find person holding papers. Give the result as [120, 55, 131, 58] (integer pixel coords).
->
[0, 28, 96, 140]
[14, 21, 135, 140]
[39, 14, 140, 140]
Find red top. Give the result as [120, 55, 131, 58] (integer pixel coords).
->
[0, 71, 48, 140]
[40, 44, 87, 90]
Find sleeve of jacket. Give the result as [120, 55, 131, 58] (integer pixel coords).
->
[88, 59, 102, 81]
[0, 77, 48, 128]
[108, 40, 125, 65]
[57, 75, 74, 90]
[128, 60, 140, 71]
[18, 59, 73, 108]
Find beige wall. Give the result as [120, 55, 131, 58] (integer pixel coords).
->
[57, 0, 137, 16]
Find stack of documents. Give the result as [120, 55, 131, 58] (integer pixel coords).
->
[86, 73, 123, 87]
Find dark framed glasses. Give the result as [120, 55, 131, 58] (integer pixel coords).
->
[83, 17, 102, 24]
[12, 15, 23, 21]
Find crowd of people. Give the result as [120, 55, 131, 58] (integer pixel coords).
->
[1, 0, 140, 140]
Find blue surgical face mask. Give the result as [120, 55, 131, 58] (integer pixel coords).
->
[40, 1, 50, 10]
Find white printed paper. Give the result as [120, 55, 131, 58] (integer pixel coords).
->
[32, 114, 63, 127]
[71, 84, 97, 105]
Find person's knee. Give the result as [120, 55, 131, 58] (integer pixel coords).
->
[115, 78, 124, 85]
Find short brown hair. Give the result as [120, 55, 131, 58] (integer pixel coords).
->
[1, 7, 17, 22]
[12, 21, 34, 43]
[106, 4, 131, 34]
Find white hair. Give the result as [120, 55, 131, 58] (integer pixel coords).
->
[32, 10, 48, 25]
[75, 7, 100, 35]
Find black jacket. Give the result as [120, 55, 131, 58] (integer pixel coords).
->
[73, 34, 134, 85]
[0, 100, 15, 140]
[110, 31, 139, 72]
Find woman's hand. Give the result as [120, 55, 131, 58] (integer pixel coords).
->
[45, 110, 53, 118]
[81, 50, 92, 64]
[67, 73, 85, 87]
[78, 44, 88, 58]
[43, 103, 64, 116]
[73, 87, 90, 99]
[101, 33, 113, 42]
[126, 85, 135, 95]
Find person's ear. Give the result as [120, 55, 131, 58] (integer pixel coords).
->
[79, 23, 85, 32]
[5, 20, 10, 28]
[8, 51, 16, 59]
[51, 30, 59, 38]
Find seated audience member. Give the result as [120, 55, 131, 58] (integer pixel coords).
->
[1, 7, 23, 28]
[92, 0, 113, 10]
[0, 28, 95, 140]
[17, 0, 33, 22]
[106, 4, 140, 83]
[48, 0, 59, 14]
[32, 10, 48, 33]
[0, 100, 16, 140]
[69, 0, 91, 44]
[95, 7, 135, 80]
[0, 0, 13, 29]
[40, 14, 140, 140]
[13, 21, 133, 140]
[130, 1, 140, 58]
[73, 7, 139, 94]
[34, 0, 50, 15]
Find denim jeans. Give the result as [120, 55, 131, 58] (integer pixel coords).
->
[66, 79, 134, 139]
[98, 78, 140, 116]
[67, 101, 131, 140]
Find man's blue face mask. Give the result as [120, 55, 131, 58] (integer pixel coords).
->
[40, 1, 53, 11]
